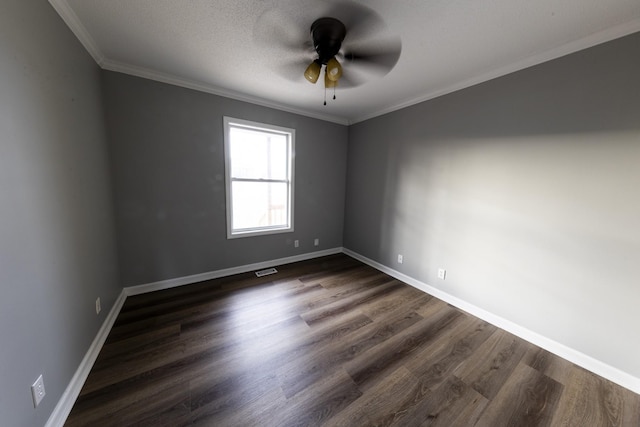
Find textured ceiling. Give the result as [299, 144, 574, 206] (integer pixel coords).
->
[50, 0, 640, 124]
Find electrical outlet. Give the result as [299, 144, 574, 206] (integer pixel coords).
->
[314, 238, 319, 246]
[294, 240, 299, 248]
[96, 297, 101, 315]
[31, 374, 46, 408]
[397, 254, 403, 264]
[438, 268, 446, 280]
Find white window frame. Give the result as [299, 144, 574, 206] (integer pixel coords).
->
[223, 116, 295, 239]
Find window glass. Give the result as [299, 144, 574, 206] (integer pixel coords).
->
[224, 117, 294, 238]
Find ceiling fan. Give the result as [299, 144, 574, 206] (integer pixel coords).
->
[303, 18, 347, 88]
[254, 1, 402, 104]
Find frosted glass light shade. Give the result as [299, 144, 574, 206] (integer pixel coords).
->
[304, 60, 321, 83]
[326, 57, 342, 81]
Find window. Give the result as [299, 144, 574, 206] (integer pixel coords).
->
[224, 117, 294, 238]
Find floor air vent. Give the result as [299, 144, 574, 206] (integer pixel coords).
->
[255, 267, 278, 277]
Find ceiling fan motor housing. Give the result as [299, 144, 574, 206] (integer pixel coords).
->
[310, 17, 346, 64]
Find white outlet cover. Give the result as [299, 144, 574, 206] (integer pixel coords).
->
[438, 269, 447, 280]
[96, 297, 101, 314]
[31, 374, 46, 407]
[294, 240, 299, 248]
[397, 254, 403, 264]
[314, 238, 319, 246]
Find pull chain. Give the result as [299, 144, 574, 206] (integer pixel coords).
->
[323, 87, 336, 104]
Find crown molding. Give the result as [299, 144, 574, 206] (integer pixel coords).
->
[48, 0, 347, 125]
[101, 59, 350, 125]
[350, 18, 640, 124]
[49, 0, 640, 126]
[48, 0, 106, 66]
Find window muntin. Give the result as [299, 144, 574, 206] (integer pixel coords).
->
[224, 117, 294, 238]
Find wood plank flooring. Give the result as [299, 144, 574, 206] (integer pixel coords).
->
[65, 254, 640, 426]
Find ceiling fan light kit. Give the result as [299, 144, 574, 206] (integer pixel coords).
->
[251, 3, 401, 105]
[305, 17, 348, 104]
[304, 17, 346, 96]
[297, 12, 400, 105]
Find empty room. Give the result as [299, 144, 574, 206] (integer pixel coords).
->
[1, 1, 640, 426]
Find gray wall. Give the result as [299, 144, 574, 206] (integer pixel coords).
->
[344, 32, 640, 379]
[102, 71, 348, 287]
[2, 1, 637, 424]
[0, 1, 119, 427]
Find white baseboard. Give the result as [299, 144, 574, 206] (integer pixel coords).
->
[46, 247, 344, 426]
[342, 248, 640, 395]
[46, 245, 638, 427]
[45, 289, 127, 427]
[124, 247, 343, 296]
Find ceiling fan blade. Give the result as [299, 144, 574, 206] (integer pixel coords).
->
[276, 58, 316, 83]
[253, 0, 400, 89]
[342, 39, 402, 75]
[335, 71, 368, 88]
[323, 1, 385, 44]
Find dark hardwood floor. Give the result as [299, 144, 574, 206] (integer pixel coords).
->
[65, 254, 640, 426]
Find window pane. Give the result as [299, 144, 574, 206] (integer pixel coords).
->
[224, 117, 294, 238]
[231, 181, 289, 230]
[229, 127, 288, 180]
